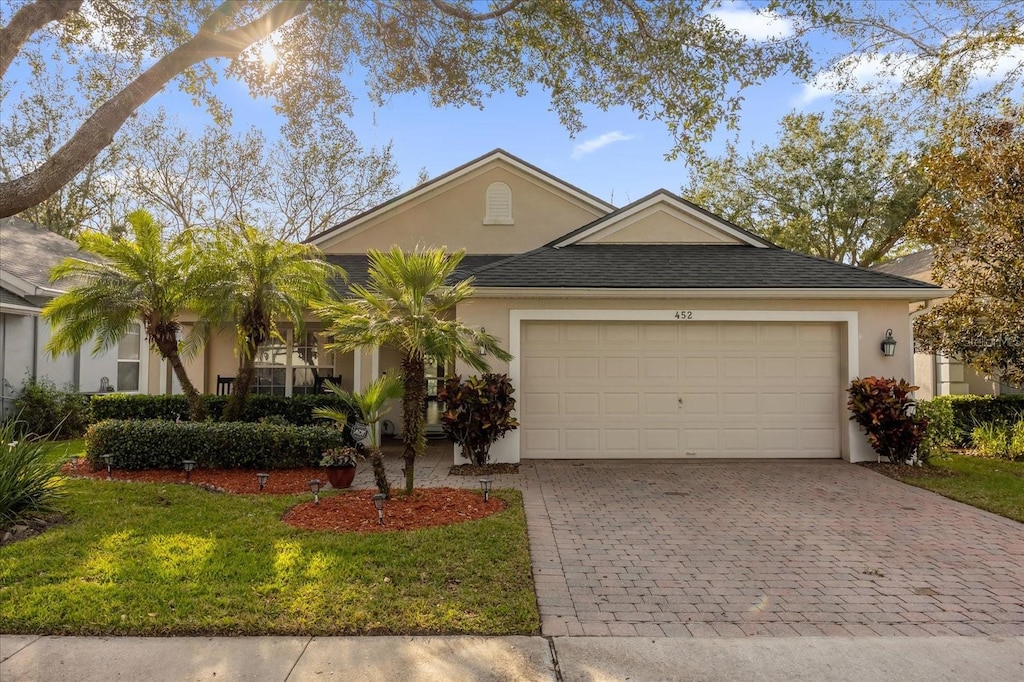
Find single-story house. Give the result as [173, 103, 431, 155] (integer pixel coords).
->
[872, 248, 1021, 399]
[176, 149, 948, 463]
[0, 217, 150, 419]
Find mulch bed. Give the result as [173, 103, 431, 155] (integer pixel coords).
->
[61, 458, 332, 494]
[860, 462, 957, 479]
[448, 463, 519, 476]
[1, 513, 65, 547]
[282, 487, 506, 533]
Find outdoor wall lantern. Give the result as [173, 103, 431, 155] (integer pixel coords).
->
[880, 329, 897, 357]
[182, 459, 197, 482]
[479, 478, 494, 503]
[101, 453, 114, 480]
[256, 472, 270, 492]
[309, 479, 322, 504]
[372, 493, 386, 526]
[478, 327, 488, 357]
[903, 402, 918, 418]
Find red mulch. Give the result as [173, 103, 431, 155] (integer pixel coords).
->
[61, 458, 330, 495]
[282, 488, 506, 533]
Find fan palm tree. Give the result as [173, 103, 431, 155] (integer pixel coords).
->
[42, 209, 208, 420]
[314, 246, 511, 495]
[313, 373, 404, 498]
[195, 223, 341, 421]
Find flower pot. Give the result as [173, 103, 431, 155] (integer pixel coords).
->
[325, 465, 356, 489]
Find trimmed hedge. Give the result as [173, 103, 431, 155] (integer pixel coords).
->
[91, 393, 357, 426]
[930, 394, 1024, 446]
[85, 419, 346, 470]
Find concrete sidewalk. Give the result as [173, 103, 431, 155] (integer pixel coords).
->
[1, 635, 1021, 681]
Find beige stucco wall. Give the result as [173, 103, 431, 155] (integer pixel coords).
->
[317, 162, 607, 255]
[452, 295, 916, 464]
[583, 207, 742, 245]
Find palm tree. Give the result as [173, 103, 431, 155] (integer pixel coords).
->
[42, 210, 208, 420]
[315, 246, 511, 495]
[313, 373, 404, 498]
[195, 223, 340, 421]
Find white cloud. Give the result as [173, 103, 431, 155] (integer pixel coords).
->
[708, 1, 795, 42]
[571, 131, 634, 159]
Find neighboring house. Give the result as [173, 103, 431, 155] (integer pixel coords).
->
[872, 248, 1020, 399]
[0, 217, 150, 419]
[182, 149, 946, 463]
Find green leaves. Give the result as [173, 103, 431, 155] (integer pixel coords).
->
[847, 376, 928, 465]
[437, 374, 519, 467]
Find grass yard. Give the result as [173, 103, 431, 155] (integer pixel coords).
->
[0, 442, 538, 636]
[887, 454, 1024, 523]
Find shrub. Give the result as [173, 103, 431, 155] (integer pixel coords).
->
[85, 420, 346, 470]
[847, 377, 928, 465]
[11, 377, 91, 438]
[0, 420, 66, 527]
[91, 393, 359, 427]
[437, 374, 519, 467]
[931, 394, 1024, 446]
[916, 398, 956, 462]
[971, 421, 1024, 461]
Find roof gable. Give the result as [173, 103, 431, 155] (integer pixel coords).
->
[551, 191, 772, 249]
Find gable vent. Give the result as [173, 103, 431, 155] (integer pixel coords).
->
[484, 181, 513, 225]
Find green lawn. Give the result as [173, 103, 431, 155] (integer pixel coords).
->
[890, 454, 1024, 523]
[0, 452, 538, 636]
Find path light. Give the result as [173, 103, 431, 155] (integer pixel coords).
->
[880, 329, 897, 357]
[182, 459, 196, 482]
[256, 472, 269, 492]
[309, 479, 322, 505]
[479, 478, 494, 503]
[372, 493, 386, 526]
[101, 453, 114, 480]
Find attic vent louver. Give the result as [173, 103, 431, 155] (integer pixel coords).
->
[484, 181, 513, 225]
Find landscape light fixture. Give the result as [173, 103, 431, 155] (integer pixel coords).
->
[479, 478, 494, 503]
[182, 459, 197, 482]
[880, 329, 897, 357]
[101, 453, 114, 480]
[256, 472, 270, 492]
[372, 493, 386, 526]
[309, 479, 322, 504]
[903, 402, 918, 418]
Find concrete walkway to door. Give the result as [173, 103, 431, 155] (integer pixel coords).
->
[522, 459, 1024, 638]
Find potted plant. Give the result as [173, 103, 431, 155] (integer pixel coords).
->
[319, 447, 359, 489]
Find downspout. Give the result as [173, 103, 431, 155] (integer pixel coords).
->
[910, 300, 933, 397]
[31, 315, 39, 380]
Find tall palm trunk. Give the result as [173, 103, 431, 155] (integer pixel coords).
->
[223, 339, 258, 421]
[400, 353, 426, 495]
[154, 337, 207, 421]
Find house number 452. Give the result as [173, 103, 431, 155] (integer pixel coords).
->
[674, 311, 693, 320]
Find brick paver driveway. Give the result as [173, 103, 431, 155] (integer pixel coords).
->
[523, 459, 1024, 637]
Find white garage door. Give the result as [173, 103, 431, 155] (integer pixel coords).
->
[519, 321, 841, 458]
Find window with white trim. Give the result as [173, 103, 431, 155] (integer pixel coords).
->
[484, 181, 513, 225]
[117, 323, 141, 391]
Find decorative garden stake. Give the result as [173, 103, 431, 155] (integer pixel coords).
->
[256, 472, 269, 492]
[101, 453, 114, 480]
[372, 493, 386, 526]
[309, 479, 322, 505]
[182, 459, 197, 482]
[479, 478, 493, 503]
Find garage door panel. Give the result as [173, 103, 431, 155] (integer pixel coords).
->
[520, 321, 840, 459]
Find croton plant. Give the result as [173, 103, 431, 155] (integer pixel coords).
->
[847, 376, 929, 465]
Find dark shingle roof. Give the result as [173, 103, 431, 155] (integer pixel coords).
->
[0, 286, 37, 309]
[467, 244, 940, 290]
[325, 254, 513, 292]
[870, 249, 934, 280]
[0, 216, 93, 289]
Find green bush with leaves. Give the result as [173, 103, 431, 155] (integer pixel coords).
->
[91, 393, 358, 426]
[437, 374, 520, 467]
[0, 420, 66, 527]
[847, 377, 928, 465]
[971, 421, 1024, 461]
[85, 420, 345, 470]
[916, 398, 956, 462]
[11, 377, 91, 438]
[931, 394, 1024, 446]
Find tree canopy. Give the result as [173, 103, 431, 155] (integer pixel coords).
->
[911, 107, 1024, 387]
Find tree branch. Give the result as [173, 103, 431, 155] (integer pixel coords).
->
[0, 1, 311, 218]
[0, 0, 83, 79]
[428, 0, 525, 22]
